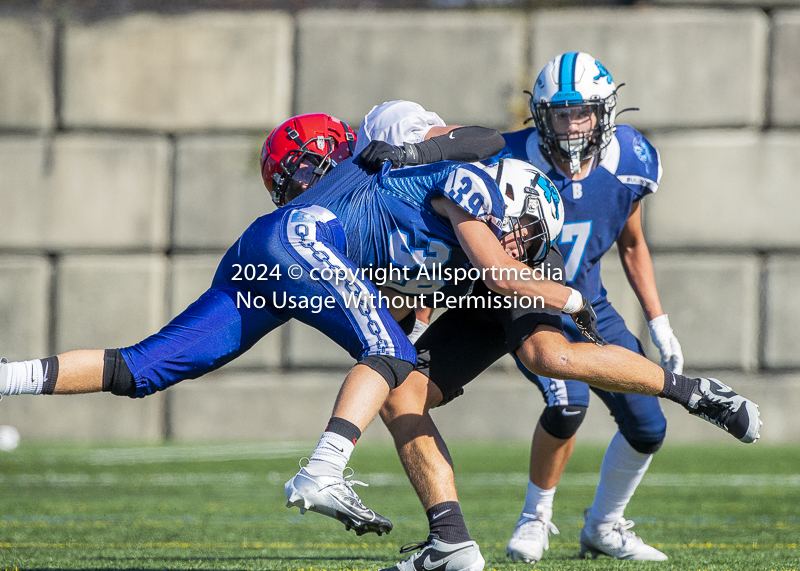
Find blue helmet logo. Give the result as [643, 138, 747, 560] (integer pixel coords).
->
[538, 178, 561, 220]
[594, 60, 613, 84]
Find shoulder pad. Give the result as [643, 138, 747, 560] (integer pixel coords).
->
[604, 125, 662, 196]
[442, 164, 505, 236]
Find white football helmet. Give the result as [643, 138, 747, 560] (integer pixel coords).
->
[531, 52, 618, 174]
[484, 158, 564, 264]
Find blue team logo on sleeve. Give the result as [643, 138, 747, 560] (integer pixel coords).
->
[633, 134, 653, 175]
[594, 61, 613, 84]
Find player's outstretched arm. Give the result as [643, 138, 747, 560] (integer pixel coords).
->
[617, 201, 683, 372]
[359, 126, 505, 171]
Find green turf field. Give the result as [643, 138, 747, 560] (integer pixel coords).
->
[0, 440, 798, 570]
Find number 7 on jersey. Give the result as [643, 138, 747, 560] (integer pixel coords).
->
[559, 221, 592, 283]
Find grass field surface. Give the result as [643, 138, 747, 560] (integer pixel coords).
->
[0, 440, 798, 570]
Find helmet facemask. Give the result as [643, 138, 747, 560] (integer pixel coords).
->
[532, 96, 616, 175]
[272, 136, 347, 205]
[500, 173, 552, 265]
[504, 204, 550, 265]
[262, 114, 356, 207]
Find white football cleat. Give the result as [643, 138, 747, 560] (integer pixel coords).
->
[580, 509, 667, 561]
[687, 377, 762, 443]
[285, 463, 392, 536]
[506, 509, 559, 563]
[381, 536, 484, 571]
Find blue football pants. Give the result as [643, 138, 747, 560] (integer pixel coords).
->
[119, 205, 416, 398]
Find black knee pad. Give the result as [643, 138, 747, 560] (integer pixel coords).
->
[359, 355, 415, 389]
[626, 436, 664, 455]
[539, 405, 587, 439]
[102, 349, 136, 397]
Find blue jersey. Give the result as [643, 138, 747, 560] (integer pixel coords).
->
[502, 125, 661, 304]
[120, 156, 505, 397]
[294, 157, 505, 298]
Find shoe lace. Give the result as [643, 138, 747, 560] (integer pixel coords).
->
[687, 380, 735, 430]
[516, 512, 559, 539]
[399, 539, 431, 555]
[325, 466, 369, 503]
[341, 466, 369, 492]
[694, 399, 732, 430]
[386, 538, 432, 570]
[298, 459, 370, 503]
[610, 519, 642, 546]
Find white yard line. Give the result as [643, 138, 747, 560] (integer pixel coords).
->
[2, 471, 799, 487]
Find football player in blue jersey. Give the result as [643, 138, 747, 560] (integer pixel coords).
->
[0, 112, 607, 540]
[499, 52, 683, 562]
[1, 104, 762, 570]
[354, 99, 761, 571]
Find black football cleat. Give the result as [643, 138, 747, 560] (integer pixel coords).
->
[686, 378, 761, 443]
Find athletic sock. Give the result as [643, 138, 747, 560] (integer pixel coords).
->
[0, 357, 59, 396]
[304, 417, 360, 477]
[586, 431, 652, 532]
[426, 501, 471, 543]
[407, 319, 429, 344]
[520, 479, 555, 521]
[658, 369, 697, 406]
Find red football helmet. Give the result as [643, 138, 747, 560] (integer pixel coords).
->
[261, 113, 356, 206]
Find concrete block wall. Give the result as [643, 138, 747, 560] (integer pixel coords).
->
[772, 10, 800, 127]
[531, 8, 769, 130]
[1, 4, 799, 441]
[62, 12, 294, 131]
[173, 136, 275, 249]
[0, 17, 54, 130]
[296, 11, 527, 129]
[55, 255, 168, 353]
[0, 256, 50, 362]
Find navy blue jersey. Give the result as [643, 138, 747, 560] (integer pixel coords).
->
[502, 125, 661, 304]
[294, 157, 505, 298]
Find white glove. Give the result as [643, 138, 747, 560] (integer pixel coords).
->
[648, 314, 684, 374]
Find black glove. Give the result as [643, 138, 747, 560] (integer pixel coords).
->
[359, 140, 423, 172]
[359, 140, 407, 171]
[571, 297, 608, 346]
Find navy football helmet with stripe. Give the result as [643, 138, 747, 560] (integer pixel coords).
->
[530, 52, 618, 174]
